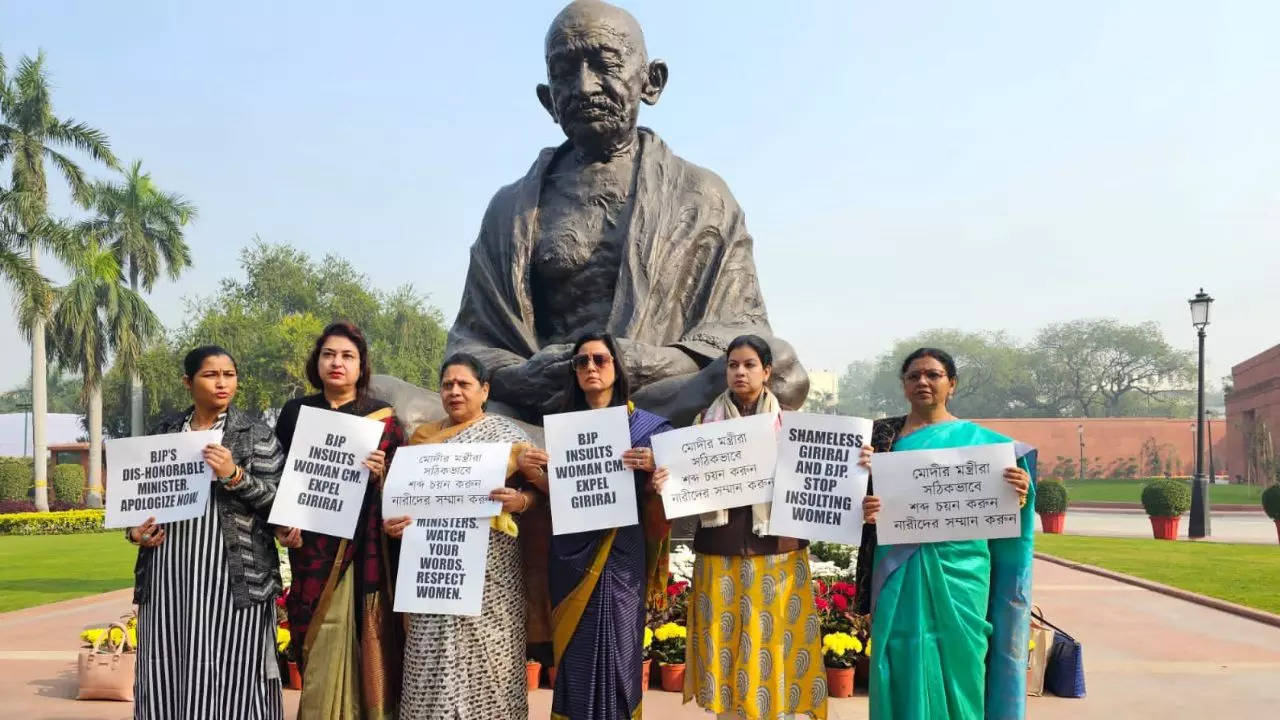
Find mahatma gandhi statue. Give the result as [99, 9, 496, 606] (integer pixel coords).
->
[376, 0, 807, 429]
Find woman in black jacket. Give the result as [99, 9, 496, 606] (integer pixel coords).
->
[127, 345, 286, 720]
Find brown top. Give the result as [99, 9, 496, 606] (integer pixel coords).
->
[689, 398, 807, 557]
[692, 505, 807, 557]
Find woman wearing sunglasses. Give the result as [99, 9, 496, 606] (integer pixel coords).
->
[517, 333, 673, 720]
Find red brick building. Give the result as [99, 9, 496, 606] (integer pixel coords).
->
[1224, 343, 1280, 484]
[971, 417, 1226, 479]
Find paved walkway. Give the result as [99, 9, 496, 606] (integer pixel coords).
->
[1056, 508, 1277, 544]
[4, 558, 1279, 718]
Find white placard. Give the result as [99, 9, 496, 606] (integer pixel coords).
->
[104, 430, 222, 528]
[382, 442, 511, 519]
[871, 443, 1020, 545]
[652, 413, 778, 519]
[393, 517, 489, 615]
[544, 405, 637, 535]
[767, 412, 873, 543]
[268, 405, 384, 539]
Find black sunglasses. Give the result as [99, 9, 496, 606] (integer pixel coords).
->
[571, 352, 613, 371]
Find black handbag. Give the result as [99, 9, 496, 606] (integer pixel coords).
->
[1030, 608, 1086, 698]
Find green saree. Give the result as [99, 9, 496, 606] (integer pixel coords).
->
[869, 420, 1036, 720]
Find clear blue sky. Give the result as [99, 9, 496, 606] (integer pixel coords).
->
[3, 0, 1277, 391]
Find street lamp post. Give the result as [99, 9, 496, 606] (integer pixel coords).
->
[1188, 288, 1214, 539]
[17, 402, 32, 456]
[1077, 424, 1085, 482]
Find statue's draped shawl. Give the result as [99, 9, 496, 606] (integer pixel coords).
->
[447, 128, 773, 371]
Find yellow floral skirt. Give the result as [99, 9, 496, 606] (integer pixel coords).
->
[684, 549, 827, 719]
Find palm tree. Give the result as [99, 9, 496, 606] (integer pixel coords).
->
[1, 50, 116, 510]
[0, 190, 51, 315]
[47, 236, 159, 508]
[82, 160, 194, 437]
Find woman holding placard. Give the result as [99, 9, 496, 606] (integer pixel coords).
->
[653, 334, 846, 720]
[383, 352, 540, 719]
[858, 348, 1034, 720]
[515, 332, 673, 720]
[129, 345, 286, 719]
[272, 321, 406, 718]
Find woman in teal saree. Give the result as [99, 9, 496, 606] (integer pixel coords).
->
[861, 348, 1035, 720]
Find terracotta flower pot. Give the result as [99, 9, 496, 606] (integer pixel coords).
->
[826, 666, 854, 698]
[641, 659, 651, 690]
[287, 661, 303, 690]
[526, 662, 542, 693]
[546, 665, 557, 689]
[659, 663, 685, 692]
[1038, 511, 1066, 534]
[1149, 515, 1180, 540]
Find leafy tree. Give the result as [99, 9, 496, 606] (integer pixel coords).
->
[1029, 319, 1195, 417]
[47, 236, 158, 507]
[805, 390, 838, 415]
[863, 329, 1040, 418]
[1, 50, 117, 510]
[100, 341, 188, 437]
[82, 160, 194, 436]
[0, 370, 84, 414]
[835, 359, 876, 417]
[102, 241, 448, 430]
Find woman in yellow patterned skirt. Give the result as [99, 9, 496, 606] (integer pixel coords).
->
[654, 335, 871, 720]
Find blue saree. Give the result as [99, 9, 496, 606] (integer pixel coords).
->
[549, 407, 673, 720]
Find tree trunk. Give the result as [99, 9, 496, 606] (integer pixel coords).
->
[30, 247, 50, 513]
[130, 275, 145, 436]
[85, 384, 104, 508]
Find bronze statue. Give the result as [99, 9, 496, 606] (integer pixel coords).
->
[444, 0, 807, 426]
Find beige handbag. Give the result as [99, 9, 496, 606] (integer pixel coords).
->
[1027, 605, 1052, 697]
[77, 621, 135, 701]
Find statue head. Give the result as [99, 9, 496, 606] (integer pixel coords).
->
[538, 0, 668, 158]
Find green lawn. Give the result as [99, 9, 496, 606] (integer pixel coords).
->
[1036, 533, 1280, 614]
[1062, 479, 1265, 506]
[0, 533, 135, 613]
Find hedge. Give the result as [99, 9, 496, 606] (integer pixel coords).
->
[51, 464, 85, 506]
[1035, 480, 1068, 514]
[0, 457, 33, 502]
[0, 509, 107, 535]
[1262, 484, 1280, 521]
[810, 541, 854, 568]
[1141, 479, 1192, 518]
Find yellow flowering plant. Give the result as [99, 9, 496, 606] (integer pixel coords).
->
[276, 627, 291, 655]
[643, 625, 654, 660]
[822, 632, 863, 669]
[80, 615, 138, 651]
[651, 622, 687, 665]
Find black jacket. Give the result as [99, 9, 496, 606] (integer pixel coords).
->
[131, 406, 285, 609]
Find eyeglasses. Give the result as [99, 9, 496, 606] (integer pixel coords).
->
[571, 353, 613, 371]
[904, 370, 949, 382]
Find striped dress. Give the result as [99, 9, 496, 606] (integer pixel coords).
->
[133, 413, 284, 720]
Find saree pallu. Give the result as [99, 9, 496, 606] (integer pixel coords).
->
[288, 404, 404, 720]
[684, 550, 828, 720]
[868, 420, 1036, 720]
[550, 407, 672, 720]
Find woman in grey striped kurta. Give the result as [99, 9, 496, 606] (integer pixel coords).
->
[128, 346, 286, 720]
